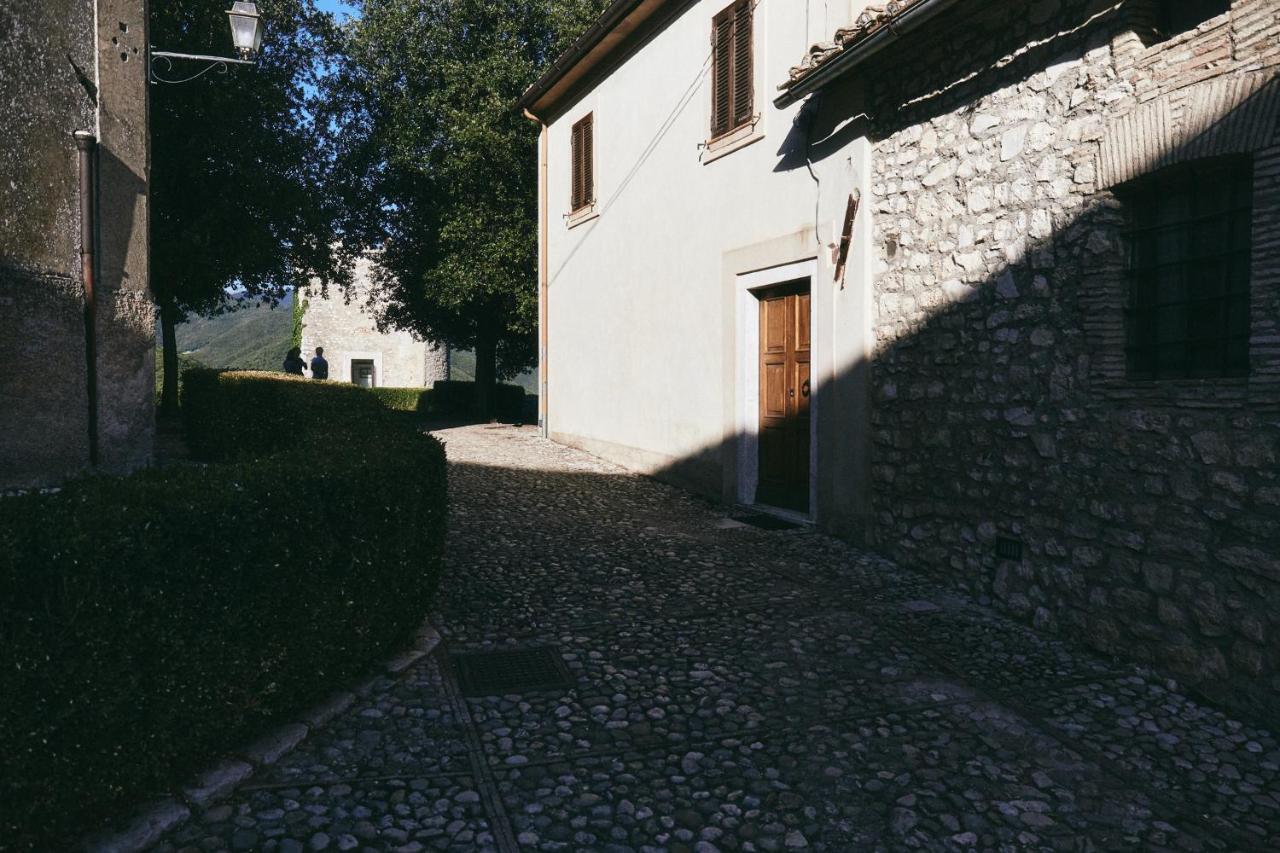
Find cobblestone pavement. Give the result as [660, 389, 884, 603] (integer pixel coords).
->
[157, 424, 1279, 852]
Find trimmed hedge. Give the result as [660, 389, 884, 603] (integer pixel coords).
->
[369, 386, 433, 413]
[432, 380, 525, 421]
[0, 370, 446, 850]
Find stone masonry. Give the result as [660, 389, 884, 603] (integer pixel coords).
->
[301, 256, 449, 388]
[853, 0, 1280, 725]
[0, 0, 154, 487]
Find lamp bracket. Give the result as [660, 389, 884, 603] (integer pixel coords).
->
[150, 50, 255, 85]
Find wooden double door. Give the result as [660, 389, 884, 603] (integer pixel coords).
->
[757, 281, 810, 513]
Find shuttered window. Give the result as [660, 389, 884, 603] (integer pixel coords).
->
[711, 0, 754, 139]
[570, 113, 594, 213]
[1121, 156, 1253, 380]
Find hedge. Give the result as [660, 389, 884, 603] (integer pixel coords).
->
[431, 379, 525, 421]
[369, 386, 433, 413]
[0, 370, 447, 851]
[363, 382, 526, 421]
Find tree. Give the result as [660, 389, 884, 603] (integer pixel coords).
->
[151, 0, 348, 414]
[328, 0, 607, 418]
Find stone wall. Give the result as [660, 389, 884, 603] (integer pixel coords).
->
[0, 0, 154, 487]
[856, 0, 1280, 724]
[301, 258, 448, 388]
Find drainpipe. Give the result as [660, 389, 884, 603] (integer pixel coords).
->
[523, 108, 549, 438]
[74, 130, 99, 466]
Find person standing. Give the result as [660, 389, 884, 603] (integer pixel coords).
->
[310, 346, 329, 380]
[283, 346, 306, 376]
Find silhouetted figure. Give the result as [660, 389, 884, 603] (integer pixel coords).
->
[283, 346, 306, 376]
[310, 346, 329, 380]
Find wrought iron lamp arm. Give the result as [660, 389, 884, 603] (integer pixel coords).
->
[149, 49, 256, 85]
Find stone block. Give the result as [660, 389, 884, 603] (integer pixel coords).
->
[182, 759, 253, 809]
[242, 723, 309, 767]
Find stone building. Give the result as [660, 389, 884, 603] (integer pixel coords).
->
[300, 256, 449, 388]
[520, 0, 1280, 724]
[0, 0, 153, 488]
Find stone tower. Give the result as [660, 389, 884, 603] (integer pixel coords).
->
[300, 256, 449, 388]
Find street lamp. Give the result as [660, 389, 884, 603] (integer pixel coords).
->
[151, 2, 265, 84]
[227, 2, 264, 61]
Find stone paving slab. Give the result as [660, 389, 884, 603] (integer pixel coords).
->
[148, 425, 1279, 852]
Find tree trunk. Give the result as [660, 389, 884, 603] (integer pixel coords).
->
[474, 334, 497, 422]
[159, 298, 180, 417]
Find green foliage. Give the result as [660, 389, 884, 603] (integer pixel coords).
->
[291, 292, 309, 351]
[432, 380, 525, 422]
[154, 352, 206, 406]
[0, 372, 447, 851]
[450, 348, 538, 393]
[151, 0, 352, 409]
[369, 386, 433, 413]
[168, 294, 296, 371]
[327, 0, 609, 393]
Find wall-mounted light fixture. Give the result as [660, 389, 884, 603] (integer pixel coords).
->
[151, 2, 264, 84]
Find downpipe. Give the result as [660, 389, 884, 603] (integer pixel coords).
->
[74, 130, 99, 466]
[523, 108, 550, 438]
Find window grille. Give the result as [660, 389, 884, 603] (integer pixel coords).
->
[1121, 156, 1252, 380]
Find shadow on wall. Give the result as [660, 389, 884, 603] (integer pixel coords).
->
[0, 261, 91, 486]
[633, 3, 1280, 729]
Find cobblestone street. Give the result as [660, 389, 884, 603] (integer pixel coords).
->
[157, 424, 1280, 852]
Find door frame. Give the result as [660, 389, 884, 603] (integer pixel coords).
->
[344, 351, 382, 386]
[734, 259, 818, 520]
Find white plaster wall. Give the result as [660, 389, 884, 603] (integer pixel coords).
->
[544, 0, 876, 507]
[302, 257, 448, 388]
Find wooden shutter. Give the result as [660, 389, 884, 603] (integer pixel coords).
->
[711, 0, 752, 139]
[710, 6, 734, 137]
[731, 0, 753, 128]
[571, 121, 583, 210]
[581, 114, 593, 207]
[570, 113, 593, 212]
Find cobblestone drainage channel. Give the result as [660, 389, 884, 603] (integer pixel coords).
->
[450, 646, 575, 697]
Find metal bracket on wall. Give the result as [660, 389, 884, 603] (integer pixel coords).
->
[149, 50, 254, 85]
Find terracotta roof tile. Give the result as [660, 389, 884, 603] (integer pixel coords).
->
[780, 0, 926, 92]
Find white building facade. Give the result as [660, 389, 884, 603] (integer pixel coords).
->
[523, 0, 1280, 725]
[525, 0, 878, 533]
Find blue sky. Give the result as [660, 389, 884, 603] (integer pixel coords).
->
[315, 0, 360, 21]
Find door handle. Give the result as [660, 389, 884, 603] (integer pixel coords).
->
[789, 389, 795, 397]
[801, 380, 810, 398]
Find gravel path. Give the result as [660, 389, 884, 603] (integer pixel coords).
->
[155, 424, 1279, 852]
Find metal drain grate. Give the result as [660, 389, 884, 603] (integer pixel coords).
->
[732, 513, 804, 531]
[451, 647, 574, 697]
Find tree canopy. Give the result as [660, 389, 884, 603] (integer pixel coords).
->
[327, 0, 608, 414]
[151, 0, 348, 411]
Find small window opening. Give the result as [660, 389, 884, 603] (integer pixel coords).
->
[351, 359, 376, 388]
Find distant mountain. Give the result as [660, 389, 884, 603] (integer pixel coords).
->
[170, 292, 294, 371]
[449, 349, 538, 393]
